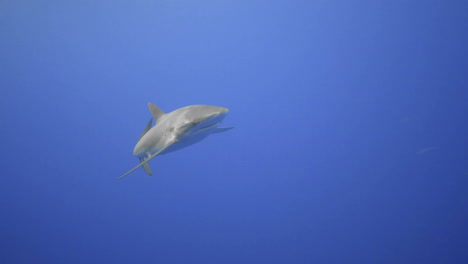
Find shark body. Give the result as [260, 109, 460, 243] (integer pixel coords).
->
[118, 102, 232, 179]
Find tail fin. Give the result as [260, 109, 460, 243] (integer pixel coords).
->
[139, 157, 153, 176]
[117, 139, 178, 180]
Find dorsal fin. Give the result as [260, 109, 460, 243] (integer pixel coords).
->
[148, 102, 165, 122]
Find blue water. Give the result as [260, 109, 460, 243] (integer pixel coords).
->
[1, 1, 467, 263]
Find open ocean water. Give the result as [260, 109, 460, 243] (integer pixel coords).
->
[1, 1, 467, 263]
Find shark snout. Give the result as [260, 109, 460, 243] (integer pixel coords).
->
[201, 108, 229, 122]
[212, 107, 229, 117]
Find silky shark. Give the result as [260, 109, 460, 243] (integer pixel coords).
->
[118, 102, 232, 179]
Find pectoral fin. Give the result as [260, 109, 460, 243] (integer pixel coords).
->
[117, 140, 178, 180]
[139, 118, 153, 140]
[213, 127, 233, 133]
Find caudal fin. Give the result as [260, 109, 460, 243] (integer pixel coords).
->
[139, 157, 153, 176]
[117, 140, 177, 180]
